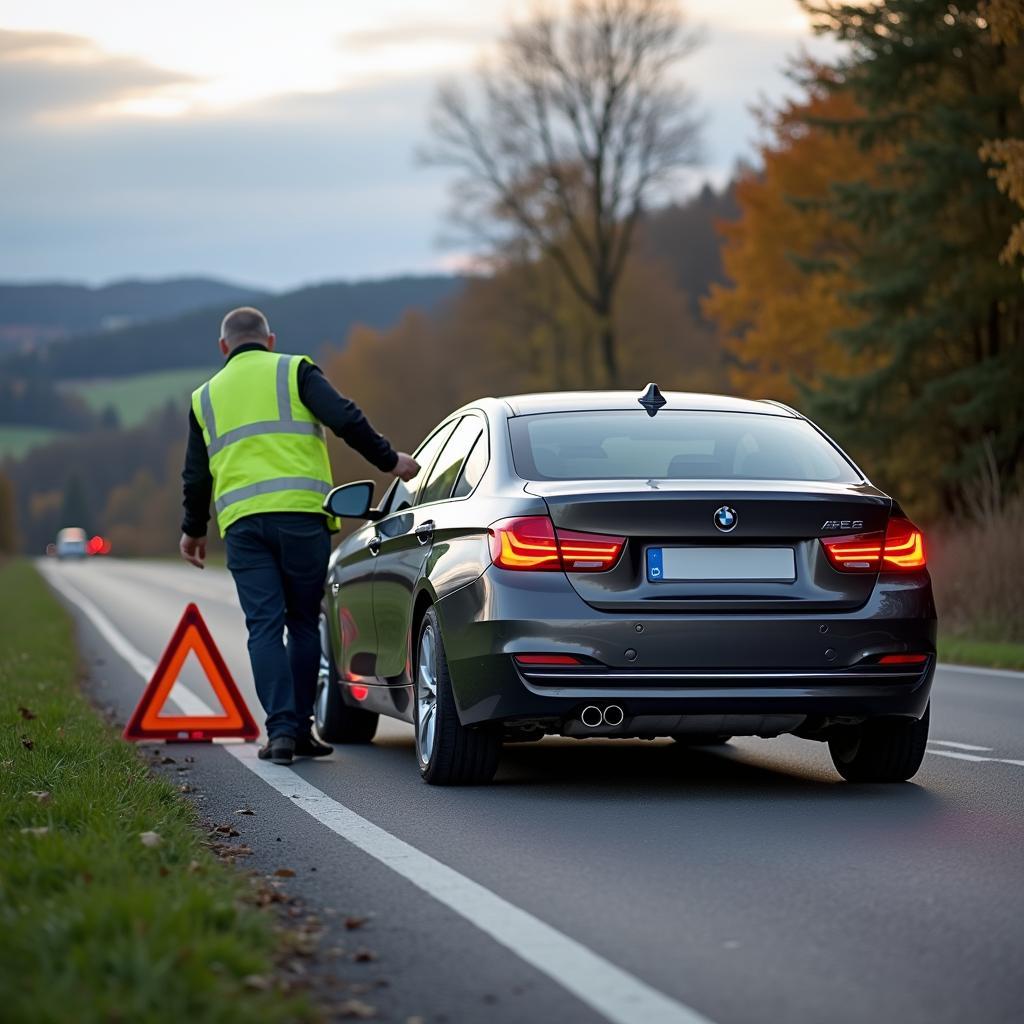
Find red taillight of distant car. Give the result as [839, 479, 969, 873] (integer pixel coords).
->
[488, 516, 624, 572]
[821, 518, 926, 572]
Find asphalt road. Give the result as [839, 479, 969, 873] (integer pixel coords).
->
[39, 557, 1024, 1024]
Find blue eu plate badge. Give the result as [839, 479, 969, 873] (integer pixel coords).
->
[646, 547, 664, 581]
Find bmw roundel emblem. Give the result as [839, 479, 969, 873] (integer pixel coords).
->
[714, 506, 738, 532]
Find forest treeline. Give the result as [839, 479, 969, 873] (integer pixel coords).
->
[0, 183, 733, 556]
[1, 0, 1021, 643]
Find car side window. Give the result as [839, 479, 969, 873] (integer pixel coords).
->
[452, 432, 488, 499]
[419, 416, 484, 506]
[382, 420, 458, 515]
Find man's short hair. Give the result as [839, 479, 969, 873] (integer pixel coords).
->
[221, 306, 271, 347]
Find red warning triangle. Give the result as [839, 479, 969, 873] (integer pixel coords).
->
[123, 603, 259, 742]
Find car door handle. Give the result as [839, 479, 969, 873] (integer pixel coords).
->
[415, 520, 435, 545]
[367, 534, 382, 556]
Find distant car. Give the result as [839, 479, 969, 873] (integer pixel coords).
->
[55, 527, 89, 560]
[316, 388, 936, 786]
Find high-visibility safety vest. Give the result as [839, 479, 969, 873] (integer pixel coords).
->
[192, 349, 337, 536]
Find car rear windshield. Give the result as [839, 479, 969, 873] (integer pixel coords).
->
[508, 410, 861, 483]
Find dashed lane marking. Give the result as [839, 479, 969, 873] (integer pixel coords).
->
[927, 749, 990, 763]
[40, 562, 716, 1024]
[927, 747, 1024, 768]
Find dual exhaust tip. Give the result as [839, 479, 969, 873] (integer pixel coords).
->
[580, 704, 624, 728]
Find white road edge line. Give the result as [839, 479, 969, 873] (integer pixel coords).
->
[928, 740, 993, 752]
[40, 564, 715, 1024]
[41, 567, 215, 719]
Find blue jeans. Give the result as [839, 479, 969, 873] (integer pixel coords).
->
[225, 512, 331, 740]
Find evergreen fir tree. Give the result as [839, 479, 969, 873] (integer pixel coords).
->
[801, 0, 1024, 509]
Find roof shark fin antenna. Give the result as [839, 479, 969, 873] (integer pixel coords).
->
[638, 382, 667, 417]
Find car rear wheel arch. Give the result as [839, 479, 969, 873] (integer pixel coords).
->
[409, 587, 437, 678]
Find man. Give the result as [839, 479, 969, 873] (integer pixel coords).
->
[180, 307, 418, 765]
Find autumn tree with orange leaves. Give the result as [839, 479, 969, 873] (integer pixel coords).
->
[703, 70, 876, 405]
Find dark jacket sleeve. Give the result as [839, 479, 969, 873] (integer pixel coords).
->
[298, 362, 398, 472]
[181, 408, 213, 537]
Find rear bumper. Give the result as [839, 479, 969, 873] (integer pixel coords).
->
[435, 567, 936, 730]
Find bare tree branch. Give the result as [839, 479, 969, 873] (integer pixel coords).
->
[421, 0, 703, 383]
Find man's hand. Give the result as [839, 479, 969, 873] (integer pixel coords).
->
[179, 532, 207, 569]
[392, 452, 420, 482]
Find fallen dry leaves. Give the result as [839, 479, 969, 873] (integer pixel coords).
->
[335, 999, 376, 1019]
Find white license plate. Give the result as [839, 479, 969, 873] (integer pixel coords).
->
[646, 546, 796, 582]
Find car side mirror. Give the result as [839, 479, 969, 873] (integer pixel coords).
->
[323, 481, 381, 520]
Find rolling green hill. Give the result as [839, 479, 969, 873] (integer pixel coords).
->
[4, 275, 463, 380]
[0, 277, 259, 353]
[0, 426, 62, 461]
[63, 367, 211, 428]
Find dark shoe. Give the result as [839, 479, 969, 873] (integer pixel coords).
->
[258, 736, 295, 765]
[295, 733, 334, 758]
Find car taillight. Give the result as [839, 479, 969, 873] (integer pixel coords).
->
[820, 532, 884, 572]
[489, 516, 561, 570]
[820, 517, 926, 573]
[556, 528, 625, 571]
[881, 517, 926, 569]
[488, 516, 624, 572]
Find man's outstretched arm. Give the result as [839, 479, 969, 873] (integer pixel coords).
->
[299, 362, 418, 479]
[179, 408, 211, 568]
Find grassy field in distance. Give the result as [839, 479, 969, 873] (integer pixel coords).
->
[64, 366, 210, 428]
[0, 425, 63, 460]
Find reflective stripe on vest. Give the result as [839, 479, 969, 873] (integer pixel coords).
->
[199, 356, 324, 457]
[214, 475, 331, 515]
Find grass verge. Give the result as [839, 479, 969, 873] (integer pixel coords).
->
[0, 560, 314, 1023]
[938, 636, 1024, 672]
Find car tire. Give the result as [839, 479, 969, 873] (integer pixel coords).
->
[414, 607, 501, 785]
[314, 608, 378, 744]
[828, 704, 929, 783]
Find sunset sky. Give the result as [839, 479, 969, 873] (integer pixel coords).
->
[0, 1, 837, 289]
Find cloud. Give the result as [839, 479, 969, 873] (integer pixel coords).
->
[338, 21, 494, 51]
[0, 15, 843, 288]
[0, 69, 453, 287]
[0, 28, 195, 123]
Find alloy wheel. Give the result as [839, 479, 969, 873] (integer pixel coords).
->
[416, 623, 439, 767]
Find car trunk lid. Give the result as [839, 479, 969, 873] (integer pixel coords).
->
[525, 479, 891, 613]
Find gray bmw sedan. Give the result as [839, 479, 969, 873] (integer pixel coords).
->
[316, 386, 936, 785]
